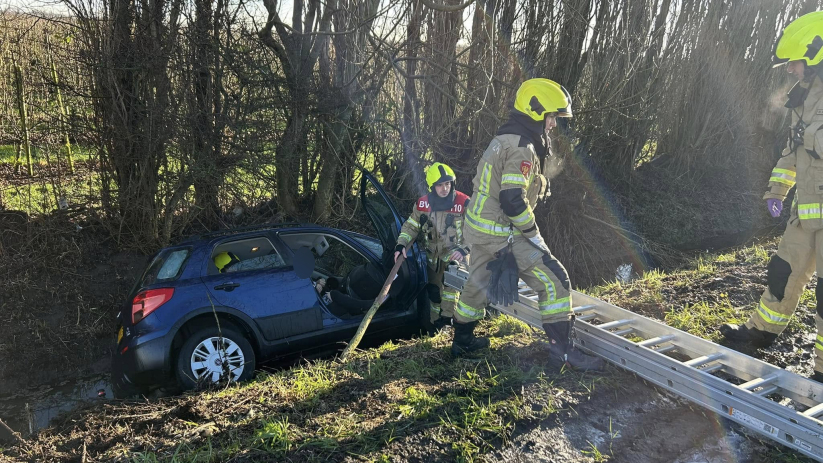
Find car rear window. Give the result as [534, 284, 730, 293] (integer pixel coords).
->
[139, 248, 191, 287]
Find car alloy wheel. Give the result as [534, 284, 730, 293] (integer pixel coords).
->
[176, 325, 255, 391]
[190, 336, 246, 383]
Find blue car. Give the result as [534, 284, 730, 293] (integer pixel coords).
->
[111, 172, 429, 397]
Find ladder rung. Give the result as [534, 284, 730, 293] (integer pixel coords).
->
[573, 304, 597, 312]
[612, 328, 634, 336]
[803, 402, 823, 418]
[739, 374, 779, 391]
[638, 335, 676, 347]
[701, 364, 723, 374]
[684, 352, 724, 368]
[598, 319, 633, 330]
[654, 345, 677, 354]
[576, 313, 597, 322]
[755, 386, 779, 397]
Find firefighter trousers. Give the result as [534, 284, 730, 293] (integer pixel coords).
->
[455, 238, 572, 325]
[428, 262, 459, 323]
[743, 219, 823, 373]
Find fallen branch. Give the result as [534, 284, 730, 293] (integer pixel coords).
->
[0, 417, 24, 446]
[340, 254, 406, 362]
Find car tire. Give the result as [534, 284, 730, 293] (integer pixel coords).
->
[175, 325, 256, 391]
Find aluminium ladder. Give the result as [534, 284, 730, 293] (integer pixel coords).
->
[443, 265, 823, 461]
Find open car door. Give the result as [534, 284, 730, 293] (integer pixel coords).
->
[359, 170, 404, 252]
[359, 170, 423, 304]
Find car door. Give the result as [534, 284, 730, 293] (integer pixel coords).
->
[201, 234, 323, 342]
[359, 170, 425, 302]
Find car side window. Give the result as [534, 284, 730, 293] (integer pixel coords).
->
[210, 237, 286, 275]
[314, 235, 370, 278]
[140, 248, 191, 286]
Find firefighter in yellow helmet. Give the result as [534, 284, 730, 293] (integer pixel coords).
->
[394, 162, 471, 332]
[454, 78, 603, 369]
[721, 11, 823, 382]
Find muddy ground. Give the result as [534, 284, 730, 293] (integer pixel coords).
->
[0, 214, 818, 462]
[0, 211, 147, 395]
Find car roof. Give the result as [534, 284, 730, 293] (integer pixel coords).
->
[174, 222, 314, 247]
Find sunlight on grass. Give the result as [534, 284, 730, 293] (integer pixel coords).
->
[289, 362, 338, 402]
[694, 255, 715, 276]
[255, 416, 295, 454]
[665, 295, 747, 341]
[397, 386, 440, 419]
[715, 250, 737, 263]
[490, 314, 530, 336]
[741, 244, 772, 265]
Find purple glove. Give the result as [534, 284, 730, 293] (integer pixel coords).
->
[766, 198, 783, 218]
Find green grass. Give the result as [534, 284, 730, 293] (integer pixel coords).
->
[7, 240, 815, 463]
[255, 416, 296, 454]
[664, 296, 747, 341]
[44, 321, 596, 463]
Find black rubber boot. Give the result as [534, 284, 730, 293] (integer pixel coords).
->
[719, 324, 778, 348]
[812, 371, 823, 383]
[450, 321, 490, 357]
[432, 316, 452, 331]
[543, 319, 605, 372]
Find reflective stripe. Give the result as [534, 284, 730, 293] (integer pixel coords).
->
[398, 232, 412, 243]
[406, 218, 420, 229]
[456, 300, 484, 320]
[532, 267, 556, 302]
[510, 207, 533, 227]
[466, 211, 519, 237]
[479, 163, 492, 195]
[501, 174, 527, 187]
[442, 292, 457, 301]
[755, 300, 790, 326]
[769, 168, 796, 186]
[798, 203, 822, 220]
[472, 192, 489, 216]
[539, 297, 571, 316]
[816, 334, 823, 351]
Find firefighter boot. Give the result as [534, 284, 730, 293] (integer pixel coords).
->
[543, 319, 605, 372]
[450, 321, 490, 357]
[432, 316, 452, 332]
[719, 324, 778, 348]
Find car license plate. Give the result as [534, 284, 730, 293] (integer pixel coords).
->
[117, 326, 123, 344]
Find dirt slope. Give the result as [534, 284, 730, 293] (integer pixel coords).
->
[0, 223, 816, 462]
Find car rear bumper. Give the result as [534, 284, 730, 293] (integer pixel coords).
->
[111, 332, 172, 398]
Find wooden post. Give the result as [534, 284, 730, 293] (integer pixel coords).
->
[340, 255, 406, 362]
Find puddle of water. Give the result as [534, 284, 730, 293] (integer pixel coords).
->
[0, 374, 112, 436]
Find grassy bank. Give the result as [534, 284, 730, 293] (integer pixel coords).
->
[2, 238, 817, 462]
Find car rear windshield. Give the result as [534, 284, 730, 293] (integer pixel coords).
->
[138, 248, 191, 287]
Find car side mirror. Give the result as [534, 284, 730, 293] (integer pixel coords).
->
[293, 247, 315, 279]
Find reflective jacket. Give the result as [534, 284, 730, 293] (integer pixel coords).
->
[766, 73, 823, 230]
[464, 133, 549, 246]
[396, 191, 471, 267]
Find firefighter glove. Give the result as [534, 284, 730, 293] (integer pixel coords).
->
[486, 248, 519, 306]
[766, 198, 783, 218]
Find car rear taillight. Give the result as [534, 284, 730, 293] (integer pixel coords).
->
[132, 288, 174, 324]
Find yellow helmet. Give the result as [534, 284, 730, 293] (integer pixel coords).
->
[426, 162, 456, 189]
[774, 11, 823, 67]
[214, 251, 240, 273]
[513, 78, 573, 121]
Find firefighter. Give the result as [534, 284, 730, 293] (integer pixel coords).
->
[720, 11, 823, 381]
[394, 162, 471, 331]
[454, 78, 604, 370]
